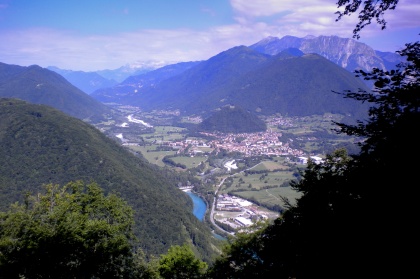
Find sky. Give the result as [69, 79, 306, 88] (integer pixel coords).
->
[0, 0, 419, 72]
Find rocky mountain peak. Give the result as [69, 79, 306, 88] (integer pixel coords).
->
[249, 35, 402, 72]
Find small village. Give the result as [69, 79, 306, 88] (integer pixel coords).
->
[162, 130, 305, 158]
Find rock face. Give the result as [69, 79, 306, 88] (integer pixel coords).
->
[249, 35, 403, 72]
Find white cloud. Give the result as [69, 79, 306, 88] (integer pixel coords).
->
[0, 0, 418, 71]
[230, 0, 336, 17]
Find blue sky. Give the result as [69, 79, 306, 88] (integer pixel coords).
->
[1, 0, 419, 71]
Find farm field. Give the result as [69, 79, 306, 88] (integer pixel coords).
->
[128, 145, 176, 167]
[217, 158, 303, 210]
[170, 155, 208, 169]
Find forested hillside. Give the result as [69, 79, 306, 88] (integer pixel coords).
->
[197, 106, 267, 133]
[0, 98, 219, 261]
[0, 63, 115, 123]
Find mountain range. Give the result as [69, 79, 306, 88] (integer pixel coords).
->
[48, 60, 179, 94]
[47, 66, 118, 94]
[249, 35, 403, 72]
[91, 61, 201, 103]
[44, 35, 403, 100]
[91, 44, 371, 122]
[86, 35, 404, 122]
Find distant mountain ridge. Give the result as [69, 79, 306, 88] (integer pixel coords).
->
[47, 61, 180, 95]
[120, 46, 272, 113]
[0, 62, 114, 123]
[91, 61, 201, 103]
[47, 66, 118, 94]
[96, 60, 178, 82]
[249, 35, 404, 72]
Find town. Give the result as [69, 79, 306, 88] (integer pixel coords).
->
[169, 130, 305, 158]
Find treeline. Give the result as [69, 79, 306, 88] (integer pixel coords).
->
[162, 155, 187, 169]
[0, 182, 208, 278]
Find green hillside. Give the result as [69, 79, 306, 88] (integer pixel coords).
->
[227, 53, 370, 118]
[0, 63, 115, 123]
[197, 106, 267, 133]
[0, 98, 218, 261]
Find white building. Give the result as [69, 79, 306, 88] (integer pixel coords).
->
[235, 217, 253, 227]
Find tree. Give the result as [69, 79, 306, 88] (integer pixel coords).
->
[332, 39, 419, 278]
[206, 221, 270, 279]
[0, 181, 139, 279]
[207, 150, 356, 278]
[157, 244, 208, 279]
[335, 0, 400, 38]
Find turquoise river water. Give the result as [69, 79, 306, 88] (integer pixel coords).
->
[185, 191, 206, 221]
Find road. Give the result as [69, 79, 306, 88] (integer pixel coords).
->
[209, 162, 263, 236]
[209, 177, 232, 235]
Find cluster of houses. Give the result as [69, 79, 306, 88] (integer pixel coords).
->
[167, 130, 305, 158]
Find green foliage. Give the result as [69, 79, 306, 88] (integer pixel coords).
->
[206, 222, 270, 278]
[157, 244, 208, 279]
[0, 181, 138, 279]
[335, 0, 399, 39]
[162, 155, 187, 169]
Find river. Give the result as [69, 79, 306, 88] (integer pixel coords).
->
[186, 190, 228, 241]
[185, 191, 206, 221]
